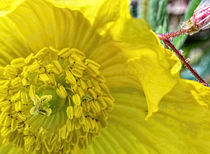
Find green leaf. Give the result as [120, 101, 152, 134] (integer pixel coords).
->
[130, 0, 169, 33]
[147, 0, 169, 33]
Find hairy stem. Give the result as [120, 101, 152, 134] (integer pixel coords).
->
[164, 39, 207, 86]
[157, 29, 187, 40]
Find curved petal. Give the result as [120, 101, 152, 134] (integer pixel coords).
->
[0, 0, 24, 17]
[166, 79, 210, 108]
[44, 0, 104, 26]
[92, 0, 131, 29]
[87, 87, 210, 153]
[45, 0, 131, 28]
[1, 0, 136, 89]
[1, 0, 103, 56]
[127, 49, 181, 119]
[109, 18, 182, 119]
[88, 41, 141, 90]
[0, 16, 31, 66]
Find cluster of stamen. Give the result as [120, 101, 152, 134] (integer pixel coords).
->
[0, 47, 114, 153]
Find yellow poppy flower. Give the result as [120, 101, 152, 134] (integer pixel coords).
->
[0, 0, 210, 154]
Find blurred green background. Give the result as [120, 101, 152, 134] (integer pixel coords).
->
[130, 0, 210, 84]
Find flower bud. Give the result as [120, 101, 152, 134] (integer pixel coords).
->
[181, 0, 210, 35]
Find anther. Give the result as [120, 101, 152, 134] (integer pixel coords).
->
[0, 47, 114, 152]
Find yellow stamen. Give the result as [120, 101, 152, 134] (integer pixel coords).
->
[0, 47, 114, 153]
[72, 94, 81, 106]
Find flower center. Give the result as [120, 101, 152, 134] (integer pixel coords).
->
[0, 47, 114, 153]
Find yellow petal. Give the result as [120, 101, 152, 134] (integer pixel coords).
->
[109, 18, 182, 119]
[45, 0, 105, 25]
[92, 0, 131, 30]
[0, 0, 24, 17]
[4, 0, 101, 54]
[128, 51, 180, 120]
[45, 0, 103, 9]
[87, 87, 210, 153]
[167, 79, 210, 108]
[45, 0, 131, 28]
[109, 18, 158, 52]
[87, 40, 140, 90]
[0, 15, 31, 66]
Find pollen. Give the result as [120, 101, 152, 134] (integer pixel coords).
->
[0, 47, 114, 153]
